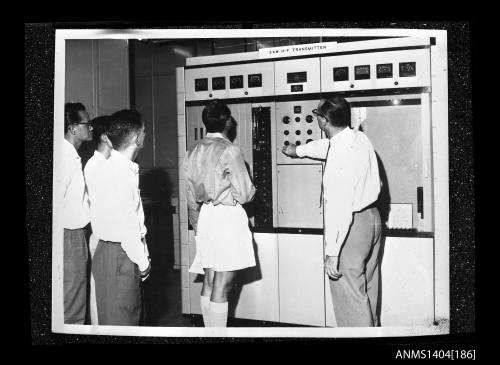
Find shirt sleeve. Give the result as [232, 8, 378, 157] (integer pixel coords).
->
[110, 168, 150, 272]
[221, 145, 255, 205]
[183, 154, 201, 231]
[296, 138, 330, 160]
[323, 148, 356, 257]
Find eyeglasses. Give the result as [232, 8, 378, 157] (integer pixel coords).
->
[72, 122, 93, 128]
[312, 109, 326, 119]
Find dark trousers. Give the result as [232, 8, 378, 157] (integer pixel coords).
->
[329, 206, 382, 327]
[64, 228, 88, 324]
[92, 240, 142, 326]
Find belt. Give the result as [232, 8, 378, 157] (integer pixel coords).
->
[99, 239, 121, 246]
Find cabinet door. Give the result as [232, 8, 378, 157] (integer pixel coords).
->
[278, 234, 325, 326]
[185, 106, 203, 151]
[380, 237, 434, 326]
[277, 164, 323, 229]
[233, 233, 279, 322]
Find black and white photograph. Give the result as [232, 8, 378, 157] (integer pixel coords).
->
[43, 26, 460, 339]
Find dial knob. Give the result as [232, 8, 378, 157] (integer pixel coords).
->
[283, 116, 290, 124]
[306, 139, 313, 144]
[295, 117, 301, 123]
[295, 130, 301, 135]
[284, 140, 290, 146]
[296, 141, 301, 146]
[284, 130, 289, 135]
[307, 129, 312, 135]
[306, 115, 313, 123]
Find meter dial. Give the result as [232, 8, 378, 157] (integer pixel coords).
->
[194, 78, 208, 92]
[230, 75, 244, 89]
[248, 74, 262, 88]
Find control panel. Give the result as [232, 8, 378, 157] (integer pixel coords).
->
[320, 48, 431, 92]
[185, 62, 274, 101]
[252, 106, 273, 229]
[276, 100, 322, 164]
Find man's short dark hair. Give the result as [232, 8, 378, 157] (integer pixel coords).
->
[64, 102, 87, 132]
[317, 97, 351, 128]
[91, 115, 112, 145]
[202, 100, 231, 133]
[107, 110, 143, 150]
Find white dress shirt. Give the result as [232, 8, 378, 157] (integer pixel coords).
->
[85, 149, 149, 272]
[297, 128, 381, 256]
[59, 139, 90, 229]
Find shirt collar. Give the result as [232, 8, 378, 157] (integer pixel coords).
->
[110, 149, 139, 173]
[63, 138, 81, 160]
[206, 132, 229, 141]
[330, 127, 353, 145]
[93, 150, 107, 160]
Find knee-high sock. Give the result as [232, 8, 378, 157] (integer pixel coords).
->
[209, 301, 228, 327]
[200, 295, 211, 327]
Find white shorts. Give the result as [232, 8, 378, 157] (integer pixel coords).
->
[189, 202, 256, 274]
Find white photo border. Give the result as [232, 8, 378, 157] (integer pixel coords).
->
[53, 27, 449, 337]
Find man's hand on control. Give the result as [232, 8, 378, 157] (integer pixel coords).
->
[141, 262, 151, 281]
[282, 144, 298, 158]
[325, 255, 342, 280]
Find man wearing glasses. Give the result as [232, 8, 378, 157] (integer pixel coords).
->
[61, 102, 93, 324]
[282, 97, 382, 327]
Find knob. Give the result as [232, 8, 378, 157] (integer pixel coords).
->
[295, 117, 301, 123]
[244, 91, 248, 95]
[307, 129, 312, 135]
[306, 139, 313, 144]
[306, 115, 313, 123]
[296, 141, 301, 146]
[283, 116, 290, 124]
[394, 81, 399, 86]
[209, 93, 213, 97]
[284, 130, 289, 135]
[295, 130, 301, 135]
[284, 140, 290, 146]
[350, 84, 354, 88]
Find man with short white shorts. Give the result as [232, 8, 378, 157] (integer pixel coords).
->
[184, 100, 256, 327]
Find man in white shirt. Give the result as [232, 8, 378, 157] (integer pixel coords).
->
[60, 102, 93, 324]
[283, 97, 382, 327]
[90, 110, 151, 325]
[83, 115, 113, 325]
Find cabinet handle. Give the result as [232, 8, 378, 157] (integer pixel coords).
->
[195, 127, 198, 141]
[200, 127, 204, 139]
[417, 186, 424, 219]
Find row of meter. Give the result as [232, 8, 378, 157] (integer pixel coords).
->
[184, 48, 430, 101]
